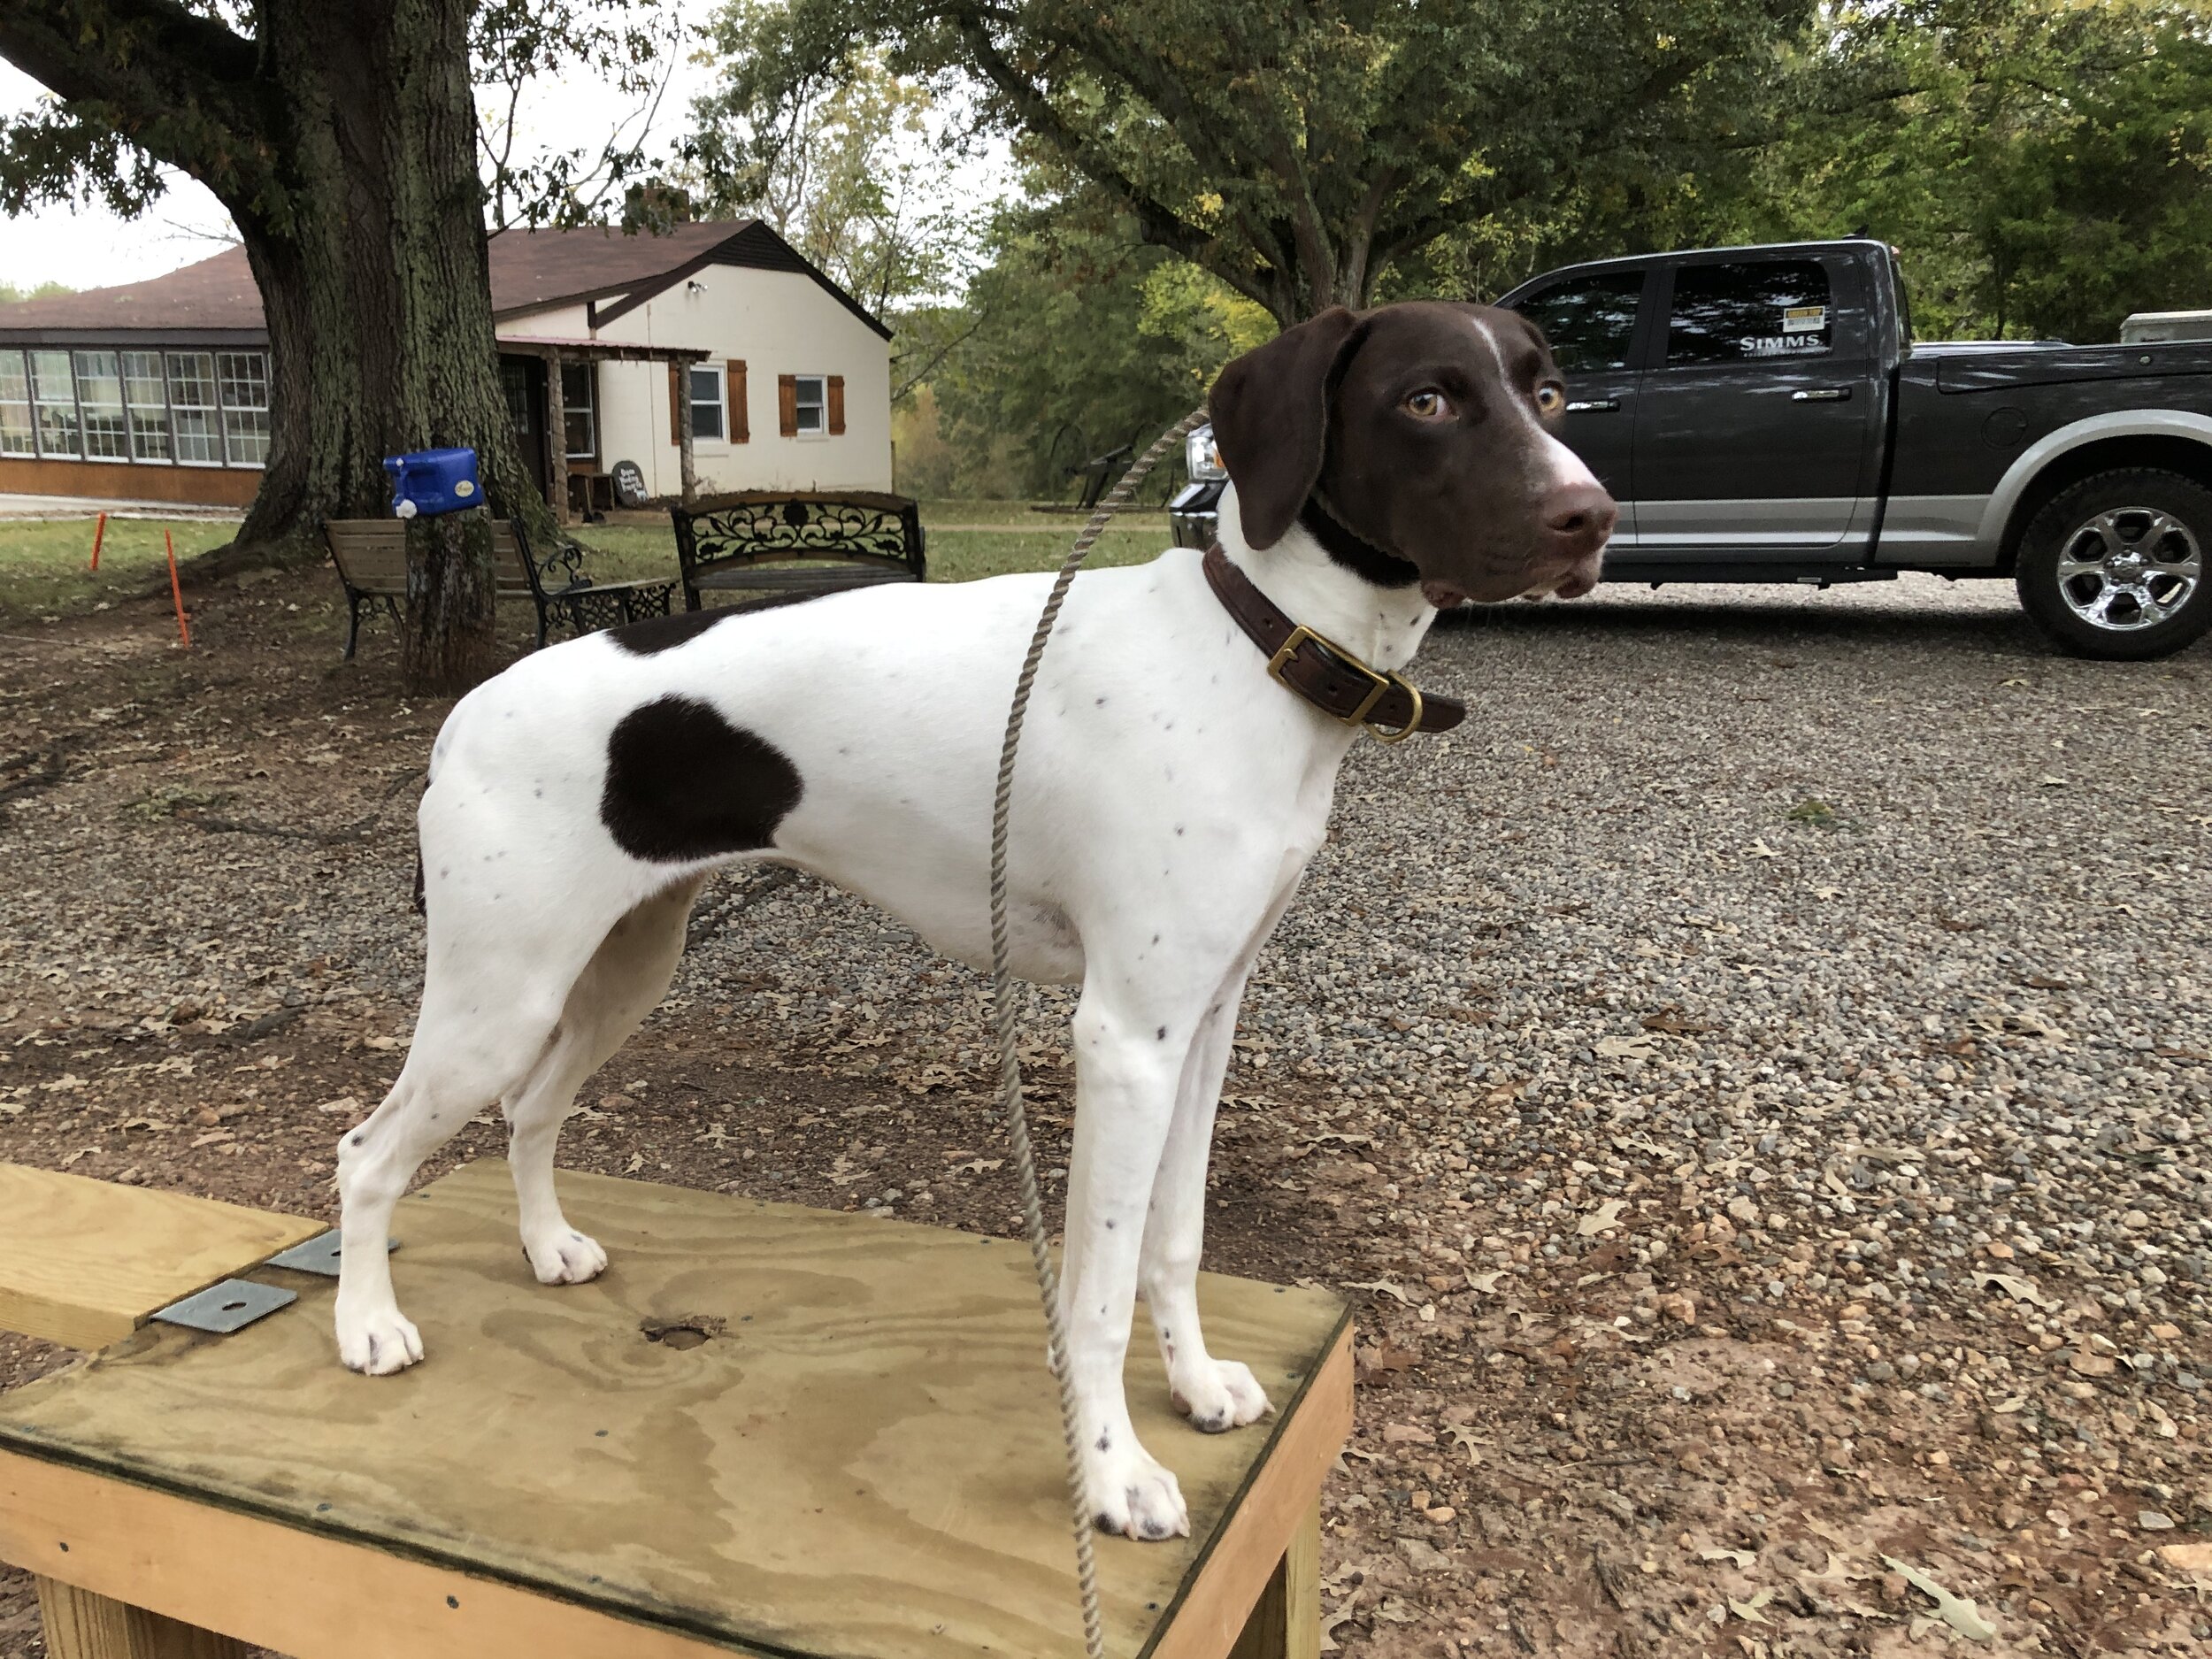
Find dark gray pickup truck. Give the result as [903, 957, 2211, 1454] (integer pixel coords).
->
[1169, 238, 2212, 660]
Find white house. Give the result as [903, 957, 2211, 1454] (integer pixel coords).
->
[0, 219, 894, 518]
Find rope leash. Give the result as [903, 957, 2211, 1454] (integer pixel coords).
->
[988, 406, 1210, 1659]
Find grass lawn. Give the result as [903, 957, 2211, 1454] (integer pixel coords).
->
[0, 518, 239, 624]
[0, 504, 1180, 625]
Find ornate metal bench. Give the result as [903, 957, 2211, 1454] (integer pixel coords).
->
[323, 518, 676, 658]
[668, 491, 926, 611]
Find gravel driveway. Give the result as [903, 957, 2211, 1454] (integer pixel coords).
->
[0, 569, 2206, 1655]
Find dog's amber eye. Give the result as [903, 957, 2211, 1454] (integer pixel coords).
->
[1404, 390, 1451, 420]
[1535, 383, 1565, 415]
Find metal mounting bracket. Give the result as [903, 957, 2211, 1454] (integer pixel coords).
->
[265, 1230, 397, 1277]
[151, 1279, 296, 1334]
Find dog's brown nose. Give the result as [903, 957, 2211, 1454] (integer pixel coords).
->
[1542, 484, 1618, 556]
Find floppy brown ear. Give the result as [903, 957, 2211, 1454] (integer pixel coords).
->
[1207, 306, 1362, 549]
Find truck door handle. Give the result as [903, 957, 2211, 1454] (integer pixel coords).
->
[1791, 387, 1852, 402]
[1565, 398, 1620, 412]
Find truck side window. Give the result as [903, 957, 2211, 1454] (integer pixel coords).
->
[1511, 272, 1644, 373]
[1666, 261, 1833, 365]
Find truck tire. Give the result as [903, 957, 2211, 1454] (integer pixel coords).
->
[2014, 468, 2212, 661]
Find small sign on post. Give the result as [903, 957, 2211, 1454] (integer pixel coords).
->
[610, 459, 649, 509]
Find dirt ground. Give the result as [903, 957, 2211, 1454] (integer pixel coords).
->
[0, 571, 2207, 1657]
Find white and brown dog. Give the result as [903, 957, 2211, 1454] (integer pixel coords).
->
[334, 301, 1614, 1540]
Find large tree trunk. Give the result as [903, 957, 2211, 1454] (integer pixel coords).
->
[0, 0, 544, 693]
[235, 0, 539, 691]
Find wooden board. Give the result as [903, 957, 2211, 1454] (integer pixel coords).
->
[0, 1161, 1349, 1659]
[0, 1164, 325, 1350]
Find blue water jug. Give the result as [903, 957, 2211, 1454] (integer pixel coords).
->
[382, 447, 482, 519]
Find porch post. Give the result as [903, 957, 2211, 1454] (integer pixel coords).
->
[544, 350, 571, 526]
[677, 357, 697, 505]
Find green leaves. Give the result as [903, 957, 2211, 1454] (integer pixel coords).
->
[1672, 1, 2212, 342]
[710, 0, 1817, 322]
[686, 22, 980, 313]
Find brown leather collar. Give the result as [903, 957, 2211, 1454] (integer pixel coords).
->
[1202, 544, 1465, 741]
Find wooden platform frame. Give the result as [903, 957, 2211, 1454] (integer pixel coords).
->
[0, 1162, 1349, 1659]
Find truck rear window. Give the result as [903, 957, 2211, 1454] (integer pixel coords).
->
[1666, 261, 1834, 365]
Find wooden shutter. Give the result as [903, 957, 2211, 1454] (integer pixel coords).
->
[729, 360, 749, 442]
[827, 375, 846, 435]
[778, 374, 799, 437]
[668, 363, 683, 444]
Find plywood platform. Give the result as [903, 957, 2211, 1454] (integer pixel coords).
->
[0, 1161, 1350, 1659]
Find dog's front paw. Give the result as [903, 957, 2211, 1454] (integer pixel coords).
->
[524, 1226, 609, 1286]
[335, 1303, 424, 1375]
[1170, 1356, 1273, 1434]
[1086, 1440, 1189, 1541]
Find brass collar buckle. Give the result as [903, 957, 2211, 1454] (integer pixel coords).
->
[1264, 623, 1427, 745]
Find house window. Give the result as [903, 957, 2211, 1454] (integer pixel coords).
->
[218, 351, 271, 465]
[689, 365, 725, 441]
[0, 352, 33, 457]
[561, 361, 596, 459]
[0, 346, 269, 468]
[122, 351, 171, 460]
[792, 373, 826, 435]
[29, 350, 81, 458]
[75, 351, 129, 461]
[166, 352, 223, 465]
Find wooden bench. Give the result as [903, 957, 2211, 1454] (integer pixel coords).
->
[0, 1158, 1345, 1659]
[670, 491, 926, 611]
[324, 518, 678, 658]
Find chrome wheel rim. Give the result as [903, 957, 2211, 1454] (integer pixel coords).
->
[2055, 508, 2202, 631]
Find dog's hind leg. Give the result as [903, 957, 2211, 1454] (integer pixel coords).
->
[334, 876, 636, 1374]
[503, 875, 704, 1285]
[334, 1002, 566, 1375]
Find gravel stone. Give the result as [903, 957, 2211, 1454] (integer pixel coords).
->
[3, 569, 2208, 1656]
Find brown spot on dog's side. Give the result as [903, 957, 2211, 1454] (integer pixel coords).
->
[601, 695, 802, 862]
[605, 608, 734, 657]
[608, 590, 840, 657]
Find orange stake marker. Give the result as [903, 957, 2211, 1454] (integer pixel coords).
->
[89, 511, 108, 572]
[164, 527, 191, 648]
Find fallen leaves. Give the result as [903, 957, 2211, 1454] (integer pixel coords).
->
[1577, 1198, 1630, 1236]
[1346, 1279, 1414, 1304]
[1972, 1271, 2056, 1310]
[1594, 1034, 1657, 1061]
[1727, 1590, 1774, 1624]
[1355, 1340, 1419, 1384]
[1883, 1556, 1996, 1643]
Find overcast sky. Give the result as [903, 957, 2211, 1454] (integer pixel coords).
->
[0, 3, 731, 293]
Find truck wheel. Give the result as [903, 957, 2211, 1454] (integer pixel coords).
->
[2015, 469, 2212, 661]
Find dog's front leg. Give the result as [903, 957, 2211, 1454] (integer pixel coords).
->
[1141, 969, 1273, 1434]
[1059, 986, 1190, 1540]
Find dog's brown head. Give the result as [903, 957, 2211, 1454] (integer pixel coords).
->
[1208, 301, 1615, 606]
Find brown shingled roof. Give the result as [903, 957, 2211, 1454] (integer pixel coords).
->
[0, 219, 890, 341]
[0, 246, 265, 332]
[488, 219, 756, 313]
